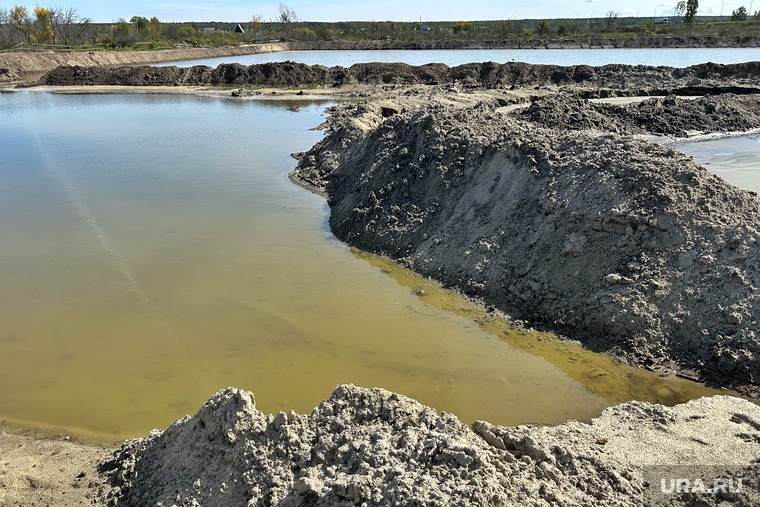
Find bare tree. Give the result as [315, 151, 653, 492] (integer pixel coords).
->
[250, 13, 263, 36]
[0, 8, 11, 47]
[278, 4, 298, 24]
[50, 7, 80, 46]
[604, 10, 619, 30]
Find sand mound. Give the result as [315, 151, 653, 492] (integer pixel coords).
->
[102, 386, 760, 506]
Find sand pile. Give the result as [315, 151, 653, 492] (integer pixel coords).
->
[102, 385, 760, 506]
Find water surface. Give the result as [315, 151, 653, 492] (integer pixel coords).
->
[672, 134, 760, 193]
[157, 47, 760, 69]
[0, 91, 728, 443]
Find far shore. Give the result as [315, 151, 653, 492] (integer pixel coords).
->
[2, 35, 760, 83]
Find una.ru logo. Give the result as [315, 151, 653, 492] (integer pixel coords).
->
[661, 478, 743, 494]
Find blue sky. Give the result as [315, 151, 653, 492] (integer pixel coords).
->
[27, 0, 755, 23]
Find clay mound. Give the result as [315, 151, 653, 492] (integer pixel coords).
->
[102, 386, 760, 506]
[294, 99, 760, 393]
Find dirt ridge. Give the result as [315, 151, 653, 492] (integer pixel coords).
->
[0, 43, 287, 81]
[33, 60, 760, 99]
[292, 86, 760, 394]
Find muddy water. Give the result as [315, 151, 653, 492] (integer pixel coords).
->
[0, 91, 727, 444]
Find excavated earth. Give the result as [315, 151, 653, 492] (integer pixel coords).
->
[101, 385, 760, 506]
[292, 86, 760, 396]
[34, 60, 760, 98]
[12, 60, 760, 505]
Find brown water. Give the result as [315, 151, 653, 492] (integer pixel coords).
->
[0, 91, 729, 445]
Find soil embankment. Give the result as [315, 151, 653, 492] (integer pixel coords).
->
[288, 35, 760, 50]
[0, 43, 287, 82]
[292, 86, 760, 395]
[35, 60, 760, 98]
[7, 59, 760, 505]
[100, 385, 760, 506]
[3, 34, 760, 83]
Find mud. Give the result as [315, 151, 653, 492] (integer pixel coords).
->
[101, 385, 760, 506]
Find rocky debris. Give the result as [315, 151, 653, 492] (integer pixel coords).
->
[34, 60, 760, 97]
[292, 94, 760, 394]
[519, 93, 760, 137]
[101, 385, 760, 506]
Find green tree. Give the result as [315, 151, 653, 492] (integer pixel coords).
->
[732, 6, 748, 20]
[538, 19, 551, 36]
[451, 21, 474, 34]
[676, 0, 699, 25]
[316, 23, 335, 40]
[10, 5, 31, 42]
[147, 16, 161, 37]
[129, 15, 148, 34]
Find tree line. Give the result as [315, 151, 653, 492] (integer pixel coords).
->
[2, 2, 760, 52]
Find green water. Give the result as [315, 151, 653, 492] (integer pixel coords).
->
[0, 91, 727, 444]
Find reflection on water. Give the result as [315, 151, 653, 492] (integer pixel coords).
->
[353, 251, 727, 406]
[0, 91, 735, 445]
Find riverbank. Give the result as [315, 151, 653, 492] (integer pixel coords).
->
[0, 43, 288, 82]
[4, 60, 760, 505]
[2, 35, 760, 83]
[291, 82, 760, 396]
[3, 387, 759, 506]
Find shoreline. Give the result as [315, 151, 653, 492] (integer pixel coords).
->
[2, 35, 760, 83]
[3, 59, 760, 505]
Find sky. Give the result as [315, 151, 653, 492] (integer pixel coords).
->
[23, 0, 756, 23]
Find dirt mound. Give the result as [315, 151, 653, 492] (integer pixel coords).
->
[0, 43, 287, 82]
[293, 97, 760, 393]
[101, 385, 760, 506]
[520, 93, 760, 136]
[35, 61, 760, 96]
